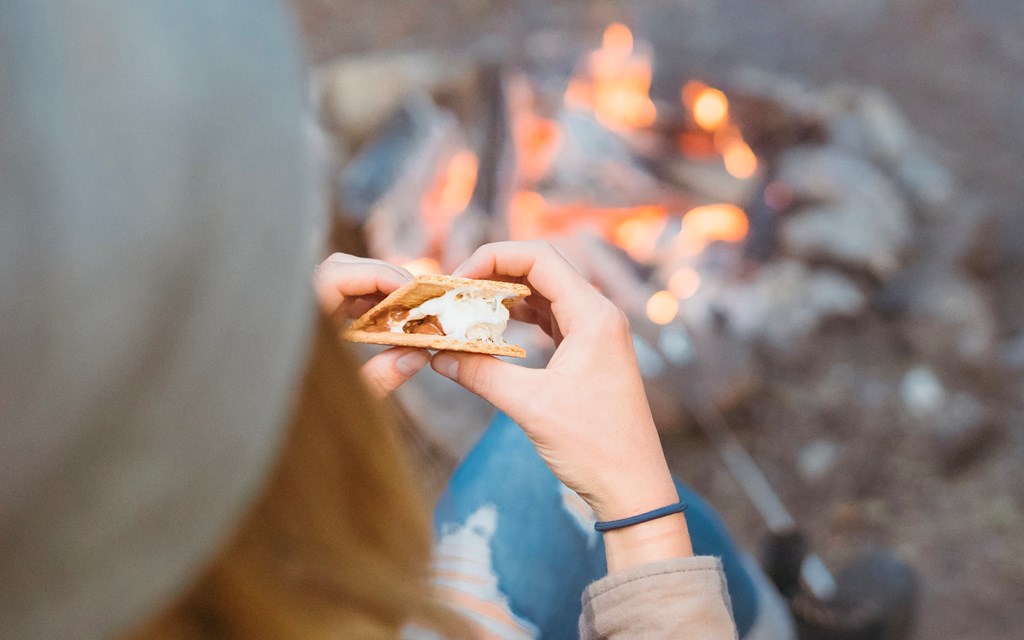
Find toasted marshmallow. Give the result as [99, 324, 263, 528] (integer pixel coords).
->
[391, 287, 512, 343]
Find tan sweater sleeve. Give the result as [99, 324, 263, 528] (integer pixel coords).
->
[579, 556, 739, 639]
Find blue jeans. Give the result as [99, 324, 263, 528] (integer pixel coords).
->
[434, 413, 759, 639]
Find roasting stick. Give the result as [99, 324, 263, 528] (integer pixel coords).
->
[686, 396, 838, 601]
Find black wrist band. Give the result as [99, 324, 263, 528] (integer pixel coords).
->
[594, 502, 688, 532]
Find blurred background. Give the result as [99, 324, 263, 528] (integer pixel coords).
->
[290, 1, 1024, 638]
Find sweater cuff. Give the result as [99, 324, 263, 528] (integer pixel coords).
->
[580, 556, 738, 639]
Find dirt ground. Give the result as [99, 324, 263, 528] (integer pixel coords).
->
[290, 2, 1024, 638]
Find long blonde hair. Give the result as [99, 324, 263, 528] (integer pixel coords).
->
[128, 314, 464, 638]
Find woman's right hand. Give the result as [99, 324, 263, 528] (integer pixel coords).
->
[431, 241, 693, 572]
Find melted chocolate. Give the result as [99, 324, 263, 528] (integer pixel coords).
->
[364, 308, 444, 335]
[404, 315, 444, 335]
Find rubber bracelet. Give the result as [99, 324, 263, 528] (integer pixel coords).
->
[594, 502, 687, 532]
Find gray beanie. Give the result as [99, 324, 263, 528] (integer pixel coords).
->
[0, 1, 323, 638]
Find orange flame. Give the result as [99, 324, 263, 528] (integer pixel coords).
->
[612, 208, 668, 262]
[646, 290, 679, 325]
[692, 87, 729, 131]
[422, 150, 479, 250]
[565, 23, 657, 131]
[515, 114, 560, 183]
[681, 81, 759, 179]
[437, 150, 478, 215]
[603, 22, 634, 53]
[677, 204, 749, 254]
[723, 137, 757, 179]
[668, 267, 701, 299]
[402, 257, 442, 276]
[509, 191, 548, 240]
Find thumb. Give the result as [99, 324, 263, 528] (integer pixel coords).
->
[431, 352, 536, 413]
[360, 348, 430, 398]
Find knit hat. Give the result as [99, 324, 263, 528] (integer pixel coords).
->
[0, 2, 322, 637]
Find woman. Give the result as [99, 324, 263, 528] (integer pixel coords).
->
[1, 1, 766, 638]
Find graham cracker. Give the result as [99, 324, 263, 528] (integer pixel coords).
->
[344, 274, 531, 358]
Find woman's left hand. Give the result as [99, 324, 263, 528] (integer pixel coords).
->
[314, 253, 430, 398]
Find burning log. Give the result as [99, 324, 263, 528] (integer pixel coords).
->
[336, 94, 467, 264]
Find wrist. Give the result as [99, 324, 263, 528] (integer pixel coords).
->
[592, 471, 681, 522]
[603, 512, 694, 574]
[594, 476, 694, 574]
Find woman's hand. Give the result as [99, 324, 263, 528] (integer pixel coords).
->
[430, 241, 692, 571]
[314, 253, 430, 398]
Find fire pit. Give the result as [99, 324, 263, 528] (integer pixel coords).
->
[316, 22, 990, 448]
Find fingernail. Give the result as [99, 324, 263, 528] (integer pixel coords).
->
[395, 350, 429, 376]
[432, 353, 458, 378]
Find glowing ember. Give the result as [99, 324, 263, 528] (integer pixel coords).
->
[565, 23, 657, 131]
[508, 75, 561, 183]
[646, 290, 679, 325]
[603, 22, 634, 53]
[402, 257, 442, 276]
[681, 81, 759, 179]
[668, 267, 701, 299]
[516, 114, 560, 183]
[691, 88, 729, 131]
[722, 137, 758, 179]
[437, 150, 479, 215]
[677, 204, 749, 254]
[612, 209, 668, 262]
[509, 191, 548, 240]
[422, 150, 479, 250]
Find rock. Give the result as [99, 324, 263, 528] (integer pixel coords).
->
[929, 392, 1002, 476]
[777, 146, 913, 279]
[823, 85, 915, 165]
[904, 274, 997, 367]
[315, 51, 477, 142]
[683, 260, 867, 352]
[894, 149, 955, 217]
[998, 333, 1024, 371]
[899, 366, 946, 421]
[336, 95, 465, 261]
[798, 439, 841, 482]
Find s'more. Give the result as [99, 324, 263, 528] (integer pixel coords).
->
[344, 274, 531, 358]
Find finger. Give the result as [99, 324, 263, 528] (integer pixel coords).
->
[321, 252, 416, 279]
[431, 352, 538, 416]
[314, 261, 413, 315]
[452, 241, 602, 333]
[338, 293, 387, 320]
[360, 347, 430, 398]
[509, 303, 548, 331]
[509, 303, 562, 344]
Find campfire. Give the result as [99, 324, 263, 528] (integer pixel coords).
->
[319, 21, 990, 440]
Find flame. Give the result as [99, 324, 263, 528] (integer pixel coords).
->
[509, 191, 548, 240]
[509, 75, 561, 183]
[668, 267, 701, 299]
[402, 257, 442, 276]
[565, 23, 657, 131]
[681, 81, 759, 179]
[691, 87, 729, 131]
[603, 22, 634, 53]
[437, 150, 479, 215]
[422, 150, 479, 250]
[722, 137, 757, 179]
[676, 131, 718, 157]
[646, 290, 679, 325]
[677, 204, 749, 254]
[515, 114, 560, 183]
[612, 208, 668, 262]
